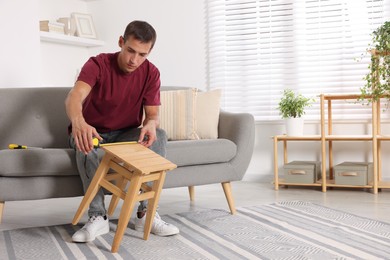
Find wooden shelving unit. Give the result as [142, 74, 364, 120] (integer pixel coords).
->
[321, 93, 378, 193]
[273, 135, 321, 189]
[274, 50, 390, 194]
[273, 93, 381, 194]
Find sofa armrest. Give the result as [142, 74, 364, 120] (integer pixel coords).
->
[218, 111, 255, 181]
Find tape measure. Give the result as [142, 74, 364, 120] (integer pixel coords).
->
[92, 138, 100, 148]
[93, 138, 137, 148]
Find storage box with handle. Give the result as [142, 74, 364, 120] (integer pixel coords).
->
[283, 161, 321, 184]
[334, 162, 373, 186]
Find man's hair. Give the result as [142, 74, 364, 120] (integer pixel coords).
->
[123, 20, 157, 50]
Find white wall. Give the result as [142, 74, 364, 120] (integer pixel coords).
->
[0, 1, 40, 87]
[38, 0, 92, 87]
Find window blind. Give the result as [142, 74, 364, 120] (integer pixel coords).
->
[206, 0, 390, 121]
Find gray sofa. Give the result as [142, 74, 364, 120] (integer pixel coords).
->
[0, 87, 255, 223]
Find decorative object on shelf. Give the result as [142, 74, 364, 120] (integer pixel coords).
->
[39, 20, 65, 34]
[334, 162, 373, 186]
[284, 117, 304, 136]
[283, 161, 321, 184]
[57, 17, 76, 36]
[71, 13, 97, 39]
[277, 89, 314, 136]
[360, 21, 390, 102]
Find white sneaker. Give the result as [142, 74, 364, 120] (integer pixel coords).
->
[72, 215, 109, 242]
[134, 212, 179, 236]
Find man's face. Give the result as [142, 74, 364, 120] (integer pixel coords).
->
[117, 35, 153, 73]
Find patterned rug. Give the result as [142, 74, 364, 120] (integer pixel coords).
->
[1, 201, 390, 260]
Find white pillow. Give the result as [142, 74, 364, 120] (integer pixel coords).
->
[159, 88, 199, 140]
[195, 89, 222, 139]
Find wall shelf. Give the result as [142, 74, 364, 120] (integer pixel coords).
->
[40, 31, 104, 47]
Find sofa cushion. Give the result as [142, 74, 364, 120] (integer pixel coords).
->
[166, 138, 236, 167]
[0, 149, 77, 177]
[160, 88, 222, 141]
[159, 88, 198, 140]
[196, 89, 221, 139]
[0, 88, 71, 150]
[0, 139, 236, 177]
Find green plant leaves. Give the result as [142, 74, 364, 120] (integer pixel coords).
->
[360, 21, 390, 102]
[278, 89, 313, 118]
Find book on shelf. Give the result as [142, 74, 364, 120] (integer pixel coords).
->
[39, 20, 65, 34]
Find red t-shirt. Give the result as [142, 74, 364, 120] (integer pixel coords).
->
[70, 52, 161, 133]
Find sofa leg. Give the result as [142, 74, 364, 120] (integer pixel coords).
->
[221, 182, 236, 214]
[188, 186, 194, 201]
[0, 201, 4, 223]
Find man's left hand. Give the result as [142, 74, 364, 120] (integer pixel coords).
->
[138, 120, 157, 147]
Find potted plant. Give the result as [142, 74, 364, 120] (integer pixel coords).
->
[360, 21, 390, 102]
[278, 89, 314, 136]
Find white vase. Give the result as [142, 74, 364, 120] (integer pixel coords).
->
[285, 117, 304, 136]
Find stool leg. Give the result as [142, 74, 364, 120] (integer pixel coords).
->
[107, 176, 128, 216]
[72, 155, 112, 225]
[143, 171, 166, 240]
[111, 174, 143, 253]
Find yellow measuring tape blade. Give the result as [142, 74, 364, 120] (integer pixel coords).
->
[93, 138, 137, 147]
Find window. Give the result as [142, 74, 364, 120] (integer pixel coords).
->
[206, 0, 390, 121]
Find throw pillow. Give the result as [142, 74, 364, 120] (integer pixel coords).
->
[195, 89, 222, 139]
[159, 88, 199, 140]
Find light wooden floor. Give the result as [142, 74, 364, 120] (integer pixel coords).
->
[1, 181, 390, 231]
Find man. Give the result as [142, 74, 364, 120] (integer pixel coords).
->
[65, 20, 179, 243]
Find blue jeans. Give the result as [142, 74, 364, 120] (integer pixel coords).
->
[69, 127, 167, 217]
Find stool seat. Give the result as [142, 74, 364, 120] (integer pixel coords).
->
[72, 143, 177, 253]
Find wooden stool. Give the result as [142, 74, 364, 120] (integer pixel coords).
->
[72, 143, 177, 253]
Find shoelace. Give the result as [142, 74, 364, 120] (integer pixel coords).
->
[81, 216, 102, 230]
[90, 215, 107, 221]
[153, 214, 170, 229]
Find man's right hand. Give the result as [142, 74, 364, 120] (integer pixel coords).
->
[65, 81, 97, 154]
[72, 117, 102, 154]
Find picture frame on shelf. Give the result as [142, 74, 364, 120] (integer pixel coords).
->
[71, 13, 97, 39]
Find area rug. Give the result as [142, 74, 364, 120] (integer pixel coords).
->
[1, 201, 390, 260]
